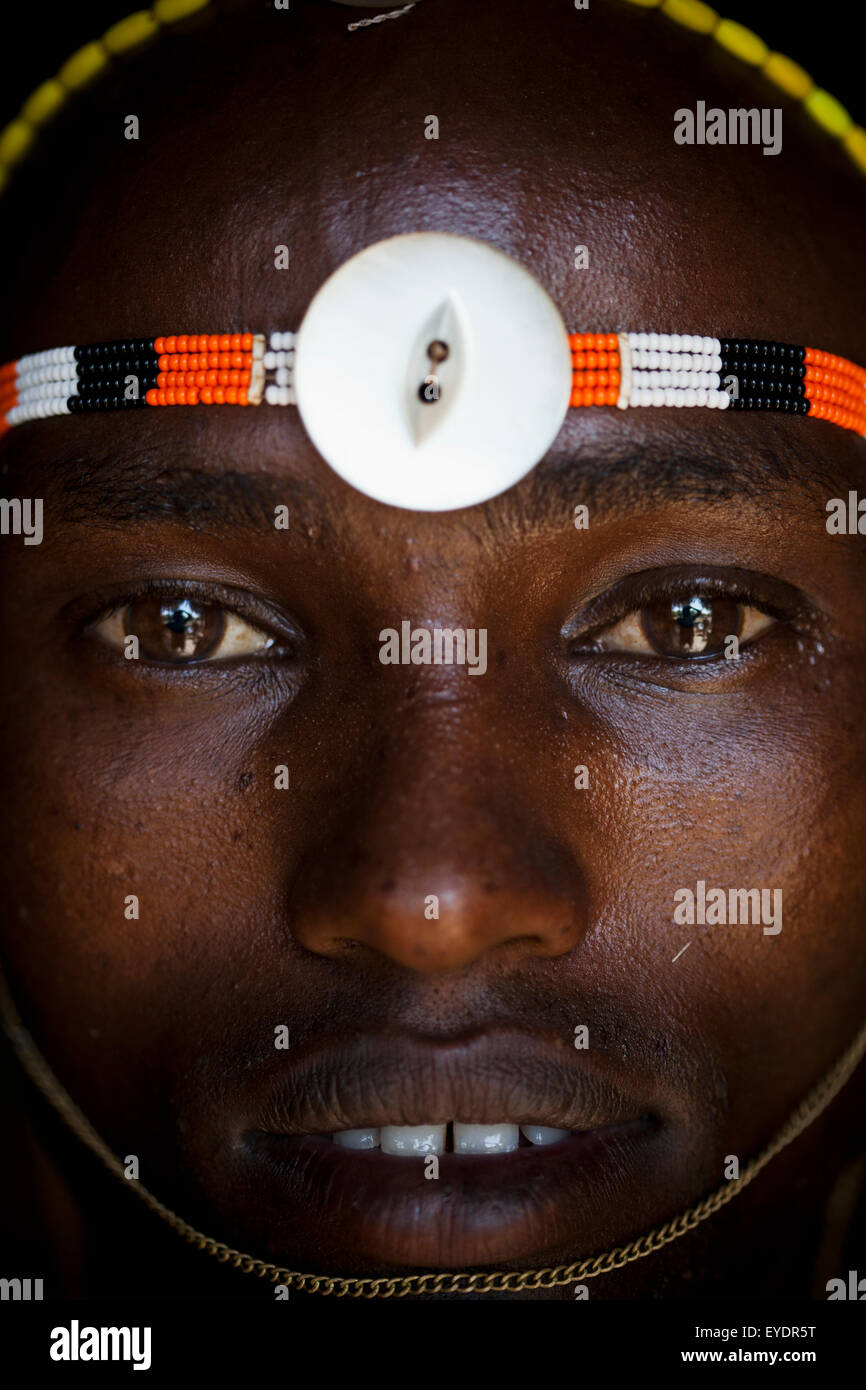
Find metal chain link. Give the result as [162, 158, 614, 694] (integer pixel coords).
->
[2, 962, 865, 1297]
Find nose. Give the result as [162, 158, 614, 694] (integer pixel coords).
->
[288, 694, 588, 974]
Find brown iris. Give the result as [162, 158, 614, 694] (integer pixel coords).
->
[126, 597, 226, 663]
[642, 595, 741, 658]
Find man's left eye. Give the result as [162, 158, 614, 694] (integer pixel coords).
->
[586, 594, 775, 660]
[90, 596, 274, 663]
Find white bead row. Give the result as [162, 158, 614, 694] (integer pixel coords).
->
[6, 398, 72, 425]
[612, 333, 730, 410]
[15, 345, 76, 371]
[627, 333, 720, 355]
[629, 387, 730, 409]
[265, 384, 297, 406]
[13, 389, 75, 408]
[263, 349, 295, 370]
[630, 350, 722, 372]
[263, 333, 296, 406]
[632, 370, 721, 391]
[16, 382, 77, 398]
[16, 364, 79, 387]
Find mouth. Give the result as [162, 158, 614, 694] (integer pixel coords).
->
[237, 1030, 670, 1272]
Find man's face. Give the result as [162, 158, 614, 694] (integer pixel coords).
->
[1, 0, 865, 1294]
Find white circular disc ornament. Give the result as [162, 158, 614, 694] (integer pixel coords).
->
[293, 232, 573, 511]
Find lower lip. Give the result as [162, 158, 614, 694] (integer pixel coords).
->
[244, 1118, 658, 1271]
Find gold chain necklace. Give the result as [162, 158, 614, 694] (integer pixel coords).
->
[2, 964, 865, 1298]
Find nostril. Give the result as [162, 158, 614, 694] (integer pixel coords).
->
[504, 934, 548, 949]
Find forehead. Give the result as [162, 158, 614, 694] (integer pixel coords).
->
[2, 0, 864, 370]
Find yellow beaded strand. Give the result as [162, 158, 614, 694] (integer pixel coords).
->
[627, 0, 865, 174]
[0, 0, 212, 197]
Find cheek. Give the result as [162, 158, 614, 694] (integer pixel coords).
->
[559, 655, 866, 1143]
[0, 675, 306, 1124]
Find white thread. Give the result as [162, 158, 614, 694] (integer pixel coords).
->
[347, 3, 416, 32]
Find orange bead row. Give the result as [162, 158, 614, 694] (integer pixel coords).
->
[0, 360, 17, 383]
[804, 347, 866, 385]
[572, 350, 620, 371]
[157, 370, 252, 389]
[145, 387, 250, 407]
[570, 386, 619, 408]
[808, 401, 866, 433]
[568, 333, 619, 353]
[791, 342, 865, 435]
[804, 382, 865, 412]
[153, 334, 254, 355]
[805, 365, 866, 396]
[570, 369, 621, 390]
[157, 352, 252, 372]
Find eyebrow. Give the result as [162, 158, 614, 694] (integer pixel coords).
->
[0, 423, 847, 535]
[2, 444, 324, 535]
[525, 432, 843, 522]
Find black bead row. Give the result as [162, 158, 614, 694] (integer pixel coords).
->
[70, 341, 160, 412]
[68, 395, 149, 412]
[723, 360, 806, 382]
[729, 397, 811, 413]
[77, 356, 159, 375]
[719, 340, 805, 365]
[718, 339, 810, 412]
[74, 339, 158, 363]
[726, 378, 806, 398]
[76, 374, 160, 397]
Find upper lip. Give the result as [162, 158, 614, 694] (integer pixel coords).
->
[251, 1029, 661, 1137]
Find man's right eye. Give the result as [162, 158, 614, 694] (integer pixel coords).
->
[90, 594, 276, 664]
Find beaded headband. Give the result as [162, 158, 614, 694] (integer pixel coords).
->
[3, 331, 864, 434]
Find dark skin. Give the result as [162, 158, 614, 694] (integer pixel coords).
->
[1, 0, 865, 1299]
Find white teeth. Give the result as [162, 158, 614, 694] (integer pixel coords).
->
[453, 1122, 520, 1154]
[520, 1124, 570, 1146]
[328, 1122, 570, 1152]
[380, 1125, 446, 1155]
[333, 1128, 380, 1150]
